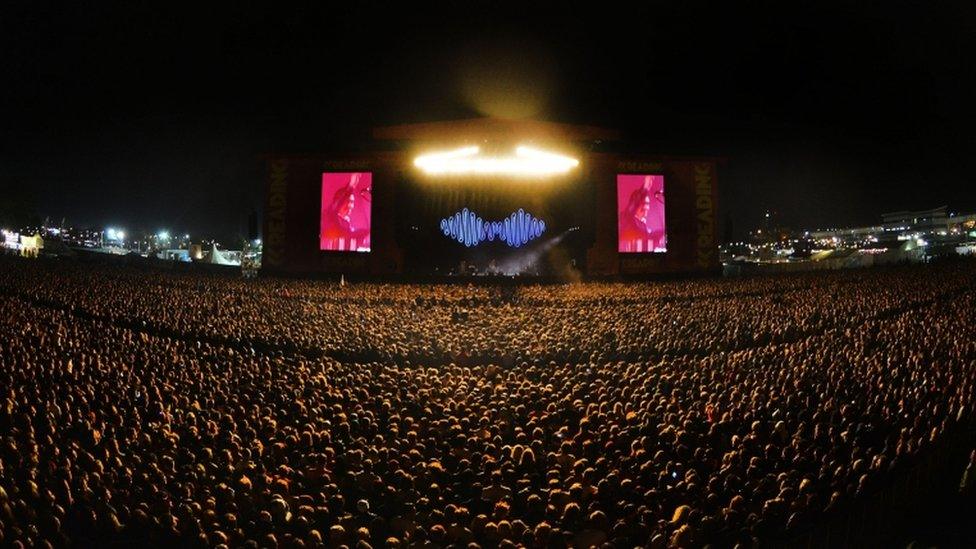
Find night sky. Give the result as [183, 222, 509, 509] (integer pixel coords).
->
[2, 2, 974, 241]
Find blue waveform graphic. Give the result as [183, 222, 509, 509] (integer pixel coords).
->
[440, 208, 546, 248]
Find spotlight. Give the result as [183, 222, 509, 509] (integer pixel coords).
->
[414, 145, 579, 176]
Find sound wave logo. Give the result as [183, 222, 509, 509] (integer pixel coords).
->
[440, 208, 547, 248]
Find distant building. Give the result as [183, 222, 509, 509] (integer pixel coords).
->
[723, 205, 976, 274]
[806, 205, 968, 248]
[880, 206, 948, 226]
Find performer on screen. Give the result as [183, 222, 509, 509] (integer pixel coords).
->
[619, 175, 666, 252]
[321, 173, 372, 251]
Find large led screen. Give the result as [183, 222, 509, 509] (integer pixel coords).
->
[617, 174, 666, 253]
[320, 172, 372, 252]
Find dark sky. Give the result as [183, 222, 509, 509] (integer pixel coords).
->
[2, 2, 975, 240]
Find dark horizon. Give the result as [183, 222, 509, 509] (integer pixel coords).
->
[3, 2, 975, 241]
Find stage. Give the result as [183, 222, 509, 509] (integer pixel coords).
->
[263, 118, 721, 278]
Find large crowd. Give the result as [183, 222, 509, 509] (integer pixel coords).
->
[1, 257, 974, 547]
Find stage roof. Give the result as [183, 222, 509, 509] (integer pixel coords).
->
[373, 118, 620, 143]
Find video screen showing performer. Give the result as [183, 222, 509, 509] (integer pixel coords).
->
[320, 172, 372, 252]
[617, 174, 666, 253]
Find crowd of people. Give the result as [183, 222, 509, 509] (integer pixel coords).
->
[1, 257, 974, 547]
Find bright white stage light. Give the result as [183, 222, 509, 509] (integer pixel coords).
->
[414, 145, 579, 176]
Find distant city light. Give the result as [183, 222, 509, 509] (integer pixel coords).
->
[158, 231, 170, 240]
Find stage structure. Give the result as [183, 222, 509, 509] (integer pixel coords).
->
[262, 118, 721, 277]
